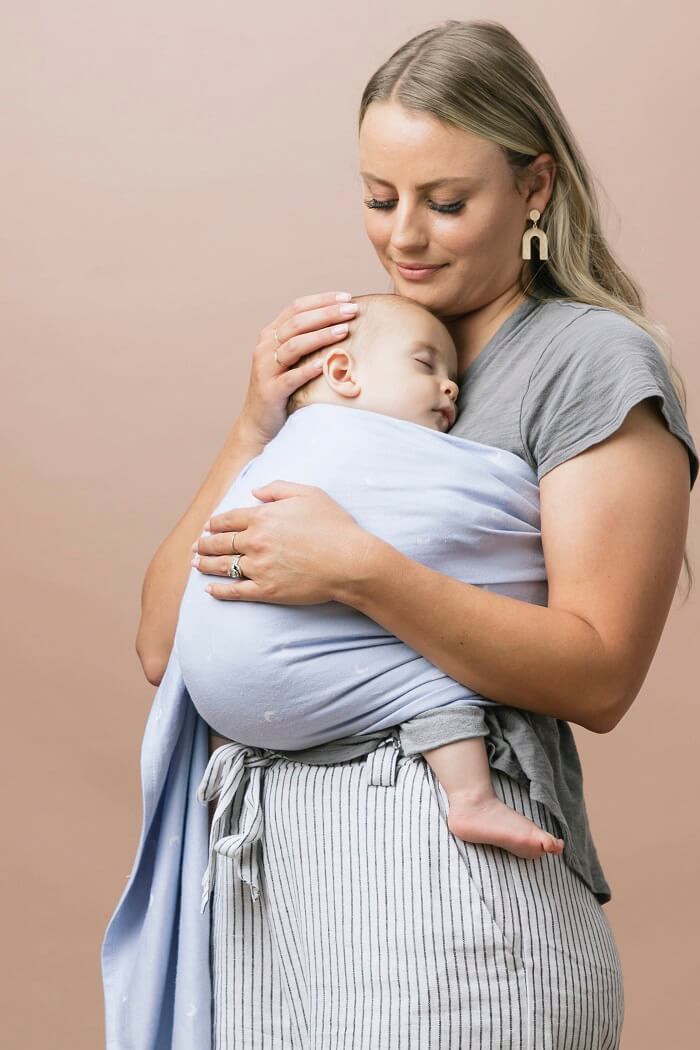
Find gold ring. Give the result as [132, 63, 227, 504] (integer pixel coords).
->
[230, 532, 239, 555]
[273, 328, 281, 347]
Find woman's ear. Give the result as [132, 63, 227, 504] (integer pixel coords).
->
[524, 152, 556, 213]
[322, 348, 363, 399]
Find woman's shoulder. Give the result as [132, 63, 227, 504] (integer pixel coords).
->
[528, 296, 662, 357]
[520, 298, 699, 487]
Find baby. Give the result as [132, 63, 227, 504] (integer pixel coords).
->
[286, 291, 564, 860]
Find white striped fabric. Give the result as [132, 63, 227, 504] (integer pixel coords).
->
[204, 736, 624, 1048]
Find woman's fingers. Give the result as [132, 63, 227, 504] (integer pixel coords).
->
[239, 292, 357, 448]
[279, 352, 336, 397]
[204, 579, 263, 601]
[192, 482, 312, 556]
[192, 508, 253, 556]
[271, 290, 354, 331]
[193, 482, 366, 604]
[192, 552, 247, 577]
[192, 532, 245, 557]
[207, 507, 255, 534]
[267, 295, 358, 370]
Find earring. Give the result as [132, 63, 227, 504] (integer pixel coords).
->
[521, 209, 549, 261]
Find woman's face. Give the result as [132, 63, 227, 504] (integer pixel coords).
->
[358, 102, 542, 319]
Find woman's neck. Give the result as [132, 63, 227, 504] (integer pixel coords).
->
[443, 286, 530, 374]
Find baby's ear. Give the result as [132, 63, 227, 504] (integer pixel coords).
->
[323, 348, 362, 399]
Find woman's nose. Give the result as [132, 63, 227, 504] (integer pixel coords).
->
[388, 202, 429, 250]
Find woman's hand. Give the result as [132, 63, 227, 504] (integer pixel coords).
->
[237, 290, 359, 447]
[134, 290, 358, 684]
[191, 480, 377, 604]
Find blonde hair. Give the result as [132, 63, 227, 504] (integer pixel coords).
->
[358, 17, 694, 599]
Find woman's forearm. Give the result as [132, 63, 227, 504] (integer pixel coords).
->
[135, 419, 265, 685]
[336, 534, 620, 733]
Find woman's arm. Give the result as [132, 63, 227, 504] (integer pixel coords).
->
[135, 290, 359, 685]
[196, 398, 691, 732]
[337, 398, 690, 733]
[135, 419, 266, 684]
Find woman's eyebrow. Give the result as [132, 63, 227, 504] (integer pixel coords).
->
[360, 172, 475, 191]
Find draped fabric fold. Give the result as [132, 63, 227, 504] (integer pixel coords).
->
[99, 650, 402, 1049]
[100, 649, 213, 1050]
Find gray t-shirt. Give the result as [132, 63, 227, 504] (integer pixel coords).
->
[399, 295, 699, 904]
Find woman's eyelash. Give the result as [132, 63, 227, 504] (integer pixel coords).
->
[363, 197, 465, 214]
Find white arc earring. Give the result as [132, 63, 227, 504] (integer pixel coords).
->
[521, 209, 549, 261]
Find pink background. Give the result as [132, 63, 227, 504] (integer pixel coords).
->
[2, 4, 697, 1046]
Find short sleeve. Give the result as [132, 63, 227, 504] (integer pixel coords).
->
[520, 308, 699, 489]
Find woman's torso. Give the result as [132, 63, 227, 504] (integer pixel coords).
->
[192, 292, 699, 904]
[410, 292, 698, 904]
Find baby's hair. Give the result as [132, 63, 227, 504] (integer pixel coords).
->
[286, 292, 450, 415]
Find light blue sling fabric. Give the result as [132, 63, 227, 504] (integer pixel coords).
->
[100, 656, 409, 1049]
[100, 402, 549, 1047]
[100, 649, 212, 1050]
[174, 403, 548, 751]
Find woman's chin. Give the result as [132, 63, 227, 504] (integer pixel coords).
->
[392, 281, 455, 315]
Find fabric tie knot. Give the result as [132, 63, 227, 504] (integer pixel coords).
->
[197, 741, 281, 911]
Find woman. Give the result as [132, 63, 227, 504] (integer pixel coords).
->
[107, 19, 697, 1050]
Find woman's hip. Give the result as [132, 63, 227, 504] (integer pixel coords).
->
[205, 738, 624, 1048]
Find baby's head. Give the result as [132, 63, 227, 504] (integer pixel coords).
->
[287, 293, 460, 432]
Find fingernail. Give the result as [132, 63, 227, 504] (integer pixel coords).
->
[191, 554, 200, 566]
[202, 520, 211, 531]
[331, 323, 348, 335]
[339, 303, 358, 315]
[191, 540, 198, 552]
[335, 292, 352, 301]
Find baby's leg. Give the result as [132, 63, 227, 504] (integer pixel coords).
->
[423, 737, 565, 859]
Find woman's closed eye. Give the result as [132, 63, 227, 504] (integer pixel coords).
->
[364, 197, 465, 215]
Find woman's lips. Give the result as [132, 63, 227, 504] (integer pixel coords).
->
[395, 262, 447, 281]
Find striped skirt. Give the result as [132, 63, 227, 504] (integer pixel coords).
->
[199, 731, 624, 1049]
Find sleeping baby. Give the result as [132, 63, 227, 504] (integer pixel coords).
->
[175, 292, 564, 861]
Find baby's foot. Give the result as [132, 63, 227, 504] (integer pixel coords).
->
[446, 789, 565, 859]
